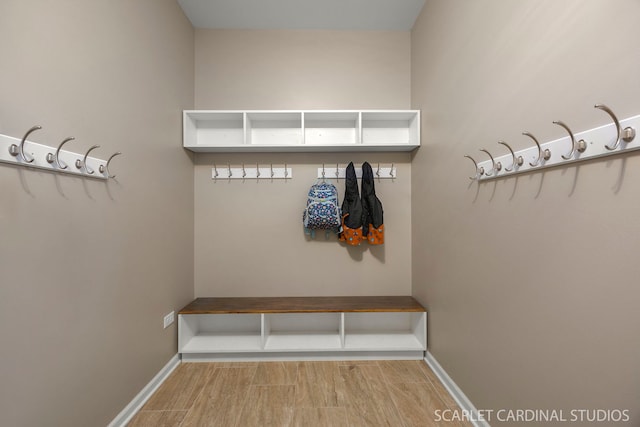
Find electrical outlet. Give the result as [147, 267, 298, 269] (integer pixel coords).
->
[163, 311, 175, 329]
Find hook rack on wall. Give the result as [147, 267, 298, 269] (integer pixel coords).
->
[465, 104, 639, 181]
[0, 126, 121, 180]
[211, 163, 292, 179]
[316, 163, 397, 179]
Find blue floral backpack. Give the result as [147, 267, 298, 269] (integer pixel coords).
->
[302, 181, 342, 239]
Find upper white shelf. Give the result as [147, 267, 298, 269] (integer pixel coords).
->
[183, 110, 420, 152]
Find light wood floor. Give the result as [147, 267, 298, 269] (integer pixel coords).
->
[128, 360, 472, 427]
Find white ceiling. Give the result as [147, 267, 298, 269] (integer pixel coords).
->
[177, 0, 425, 31]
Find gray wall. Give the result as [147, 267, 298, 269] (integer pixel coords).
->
[194, 29, 414, 297]
[195, 29, 411, 111]
[0, 1, 195, 426]
[411, 0, 640, 424]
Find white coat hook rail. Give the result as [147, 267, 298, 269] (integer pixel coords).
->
[466, 104, 639, 181]
[0, 126, 121, 180]
[211, 163, 292, 179]
[316, 163, 397, 179]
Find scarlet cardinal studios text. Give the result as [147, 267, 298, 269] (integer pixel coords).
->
[434, 408, 630, 423]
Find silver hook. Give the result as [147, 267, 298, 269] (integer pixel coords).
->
[552, 120, 586, 160]
[76, 145, 100, 174]
[227, 162, 232, 178]
[595, 104, 635, 150]
[46, 136, 74, 169]
[270, 163, 274, 178]
[242, 163, 246, 178]
[480, 148, 501, 176]
[390, 163, 395, 177]
[464, 155, 484, 180]
[497, 141, 523, 172]
[9, 125, 41, 163]
[284, 162, 288, 178]
[98, 152, 122, 178]
[256, 162, 260, 178]
[322, 163, 326, 179]
[523, 132, 550, 167]
[376, 163, 381, 177]
[335, 163, 339, 178]
[213, 162, 219, 178]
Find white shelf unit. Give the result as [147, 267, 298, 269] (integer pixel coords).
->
[178, 311, 426, 360]
[183, 110, 420, 152]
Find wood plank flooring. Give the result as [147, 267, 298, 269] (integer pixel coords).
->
[128, 360, 472, 427]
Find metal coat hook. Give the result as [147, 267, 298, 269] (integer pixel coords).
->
[464, 155, 484, 180]
[210, 163, 291, 180]
[322, 163, 326, 179]
[390, 163, 395, 177]
[99, 152, 122, 178]
[335, 163, 339, 178]
[470, 106, 640, 181]
[75, 145, 100, 174]
[9, 125, 41, 163]
[480, 148, 501, 176]
[497, 141, 523, 172]
[376, 163, 381, 177]
[552, 120, 586, 160]
[595, 104, 636, 150]
[46, 136, 74, 169]
[523, 132, 550, 167]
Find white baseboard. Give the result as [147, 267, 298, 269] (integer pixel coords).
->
[108, 353, 181, 427]
[424, 352, 490, 427]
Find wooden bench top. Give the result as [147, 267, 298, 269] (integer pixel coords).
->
[179, 296, 426, 314]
